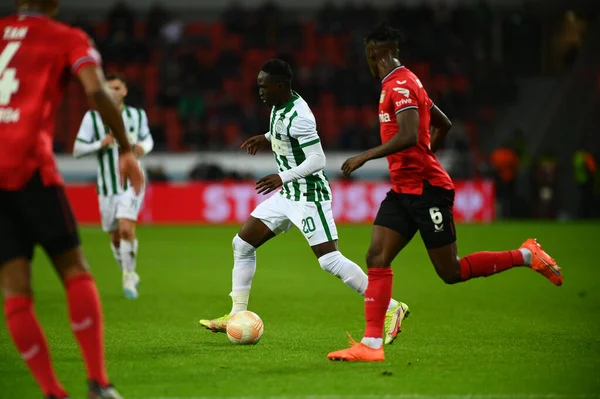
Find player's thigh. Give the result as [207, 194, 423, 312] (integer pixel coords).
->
[411, 184, 457, 251]
[289, 200, 338, 248]
[116, 186, 144, 224]
[246, 194, 292, 247]
[0, 189, 34, 268]
[99, 195, 118, 233]
[0, 191, 34, 298]
[369, 190, 418, 267]
[16, 172, 81, 264]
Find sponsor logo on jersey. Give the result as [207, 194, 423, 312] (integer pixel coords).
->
[379, 90, 386, 103]
[275, 119, 284, 134]
[395, 98, 413, 107]
[379, 112, 391, 123]
[393, 86, 410, 98]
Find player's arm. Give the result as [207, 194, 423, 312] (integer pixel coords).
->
[256, 117, 325, 195]
[134, 110, 154, 157]
[279, 142, 326, 184]
[77, 65, 132, 153]
[73, 112, 113, 158]
[342, 109, 418, 177]
[429, 104, 452, 153]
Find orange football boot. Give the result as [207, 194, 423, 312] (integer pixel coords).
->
[520, 238, 563, 286]
[328, 333, 385, 362]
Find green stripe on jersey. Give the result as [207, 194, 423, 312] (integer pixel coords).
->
[107, 149, 118, 194]
[300, 138, 320, 148]
[316, 201, 333, 241]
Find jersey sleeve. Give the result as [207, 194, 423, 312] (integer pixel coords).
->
[289, 115, 321, 149]
[389, 79, 419, 115]
[75, 111, 96, 143]
[137, 109, 151, 140]
[66, 28, 102, 75]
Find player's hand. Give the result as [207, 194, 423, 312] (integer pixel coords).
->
[241, 135, 269, 156]
[256, 174, 283, 195]
[119, 151, 145, 195]
[101, 134, 115, 148]
[341, 154, 368, 177]
[133, 144, 145, 158]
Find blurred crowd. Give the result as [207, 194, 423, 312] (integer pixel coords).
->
[55, 0, 599, 218]
[60, 1, 540, 166]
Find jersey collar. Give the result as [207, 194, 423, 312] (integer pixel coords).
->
[381, 66, 405, 84]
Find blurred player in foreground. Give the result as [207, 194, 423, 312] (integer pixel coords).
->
[327, 22, 562, 362]
[200, 59, 409, 345]
[0, 0, 144, 397]
[74, 73, 154, 299]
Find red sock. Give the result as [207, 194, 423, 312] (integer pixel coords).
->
[364, 267, 393, 339]
[460, 250, 524, 281]
[4, 296, 68, 398]
[66, 273, 109, 387]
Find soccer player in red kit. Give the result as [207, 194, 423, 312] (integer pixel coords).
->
[0, 1, 144, 397]
[327, 22, 563, 362]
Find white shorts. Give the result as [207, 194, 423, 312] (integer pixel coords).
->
[98, 186, 145, 233]
[250, 193, 338, 246]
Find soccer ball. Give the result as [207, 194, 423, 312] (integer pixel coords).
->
[226, 311, 264, 345]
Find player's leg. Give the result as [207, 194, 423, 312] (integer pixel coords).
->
[328, 190, 417, 361]
[418, 186, 562, 286]
[2, 259, 71, 399]
[306, 201, 408, 344]
[99, 196, 121, 271]
[200, 194, 290, 333]
[21, 175, 122, 398]
[109, 231, 121, 270]
[116, 187, 145, 299]
[0, 181, 70, 398]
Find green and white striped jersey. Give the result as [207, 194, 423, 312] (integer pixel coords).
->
[269, 92, 331, 202]
[75, 106, 151, 196]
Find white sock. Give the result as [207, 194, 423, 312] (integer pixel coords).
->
[318, 251, 399, 311]
[230, 235, 256, 315]
[110, 242, 122, 270]
[120, 239, 138, 273]
[361, 337, 383, 349]
[520, 248, 532, 265]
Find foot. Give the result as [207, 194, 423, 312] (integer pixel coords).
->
[46, 396, 69, 399]
[384, 302, 410, 345]
[199, 314, 230, 333]
[88, 381, 124, 399]
[520, 238, 562, 286]
[328, 333, 385, 362]
[123, 271, 140, 299]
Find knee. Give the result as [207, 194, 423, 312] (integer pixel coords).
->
[118, 225, 135, 241]
[434, 260, 462, 285]
[1, 263, 32, 299]
[365, 248, 388, 269]
[232, 234, 255, 257]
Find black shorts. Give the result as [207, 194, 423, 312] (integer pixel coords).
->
[374, 181, 456, 249]
[0, 171, 80, 265]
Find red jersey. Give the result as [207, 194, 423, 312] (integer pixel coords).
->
[0, 13, 101, 190]
[378, 66, 454, 195]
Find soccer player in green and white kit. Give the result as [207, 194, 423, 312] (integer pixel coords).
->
[73, 73, 153, 300]
[200, 59, 409, 345]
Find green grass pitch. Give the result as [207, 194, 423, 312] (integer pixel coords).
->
[1, 222, 599, 399]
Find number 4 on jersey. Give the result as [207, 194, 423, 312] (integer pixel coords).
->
[0, 42, 21, 105]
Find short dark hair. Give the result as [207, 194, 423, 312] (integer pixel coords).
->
[364, 22, 404, 46]
[260, 59, 293, 84]
[106, 72, 127, 85]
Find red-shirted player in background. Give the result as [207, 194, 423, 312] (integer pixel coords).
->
[327, 22, 563, 362]
[0, 1, 144, 397]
